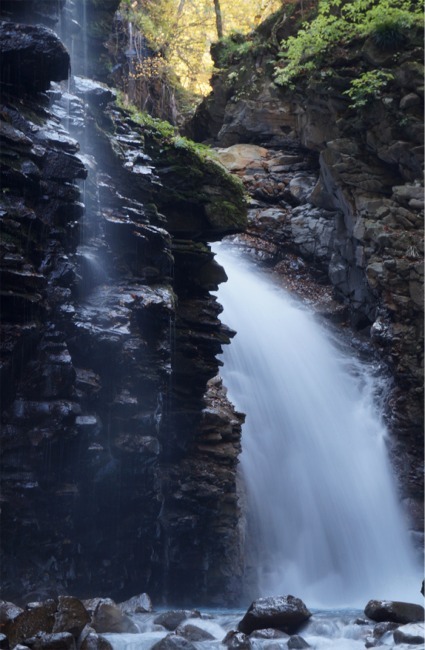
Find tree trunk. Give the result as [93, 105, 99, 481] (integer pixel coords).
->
[213, 0, 223, 38]
[177, 0, 185, 18]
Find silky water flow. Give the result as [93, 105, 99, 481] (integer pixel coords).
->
[213, 243, 420, 608]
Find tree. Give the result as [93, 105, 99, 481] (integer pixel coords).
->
[213, 0, 224, 38]
[118, 0, 283, 98]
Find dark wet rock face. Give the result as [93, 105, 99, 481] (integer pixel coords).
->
[0, 22, 69, 92]
[0, 3, 246, 606]
[364, 600, 425, 624]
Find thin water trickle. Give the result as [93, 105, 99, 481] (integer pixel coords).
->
[82, 0, 88, 78]
[213, 243, 420, 609]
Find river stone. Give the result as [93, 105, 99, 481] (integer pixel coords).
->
[249, 628, 289, 639]
[24, 632, 76, 650]
[288, 635, 310, 649]
[238, 596, 312, 635]
[364, 600, 425, 624]
[151, 635, 197, 650]
[153, 611, 201, 631]
[79, 629, 113, 650]
[373, 621, 399, 639]
[175, 624, 215, 642]
[0, 635, 9, 649]
[0, 601, 24, 630]
[222, 630, 250, 648]
[6, 602, 56, 647]
[393, 622, 425, 645]
[89, 600, 137, 634]
[118, 593, 152, 614]
[53, 597, 90, 638]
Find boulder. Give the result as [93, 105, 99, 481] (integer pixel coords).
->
[216, 144, 268, 172]
[0, 22, 69, 92]
[222, 630, 250, 649]
[288, 635, 310, 649]
[249, 628, 289, 639]
[288, 175, 317, 205]
[153, 611, 201, 632]
[393, 623, 425, 645]
[72, 77, 116, 109]
[0, 634, 9, 649]
[118, 593, 152, 615]
[53, 596, 90, 638]
[88, 599, 138, 634]
[78, 626, 113, 650]
[4, 601, 56, 648]
[365, 600, 425, 624]
[238, 596, 312, 635]
[0, 601, 24, 632]
[151, 635, 197, 650]
[24, 632, 76, 650]
[372, 621, 399, 639]
[175, 624, 215, 642]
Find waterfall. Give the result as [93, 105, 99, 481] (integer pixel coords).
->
[213, 243, 420, 608]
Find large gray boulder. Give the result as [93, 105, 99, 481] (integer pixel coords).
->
[118, 593, 152, 615]
[3, 601, 56, 648]
[365, 600, 424, 624]
[86, 599, 138, 634]
[238, 596, 312, 635]
[0, 22, 69, 92]
[53, 596, 90, 638]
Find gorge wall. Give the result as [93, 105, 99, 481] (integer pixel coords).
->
[0, 0, 246, 605]
[187, 4, 424, 548]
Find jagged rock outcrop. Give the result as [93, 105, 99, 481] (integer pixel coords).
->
[0, 4, 247, 606]
[187, 5, 424, 543]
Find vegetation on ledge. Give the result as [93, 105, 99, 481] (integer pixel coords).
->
[274, 0, 423, 88]
[115, 95, 248, 236]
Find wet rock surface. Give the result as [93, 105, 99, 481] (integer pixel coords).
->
[0, 1, 246, 606]
[1, 595, 424, 650]
[364, 599, 425, 624]
[393, 622, 425, 645]
[238, 596, 312, 635]
[0, 22, 69, 92]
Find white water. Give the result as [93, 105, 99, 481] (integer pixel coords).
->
[213, 243, 420, 609]
[103, 610, 422, 650]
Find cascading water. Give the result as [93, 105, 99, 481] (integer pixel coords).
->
[213, 243, 420, 608]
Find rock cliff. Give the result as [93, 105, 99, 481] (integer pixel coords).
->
[0, 2, 246, 605]
[187, 3, 424, 545]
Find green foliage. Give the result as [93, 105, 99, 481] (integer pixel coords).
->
[119, 0, 281, 96]
[214, 32, 262, 68]
[116, 92, 218, 159]
[274, 0, 423, 87]
[344, 69, 394, 108]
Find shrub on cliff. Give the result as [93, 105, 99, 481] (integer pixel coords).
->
[274, 0, 423, 87]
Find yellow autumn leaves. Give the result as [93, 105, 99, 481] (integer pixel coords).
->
[120, 0, 282, 95]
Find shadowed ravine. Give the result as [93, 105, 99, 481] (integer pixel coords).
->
[213, 243, 420, 608]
